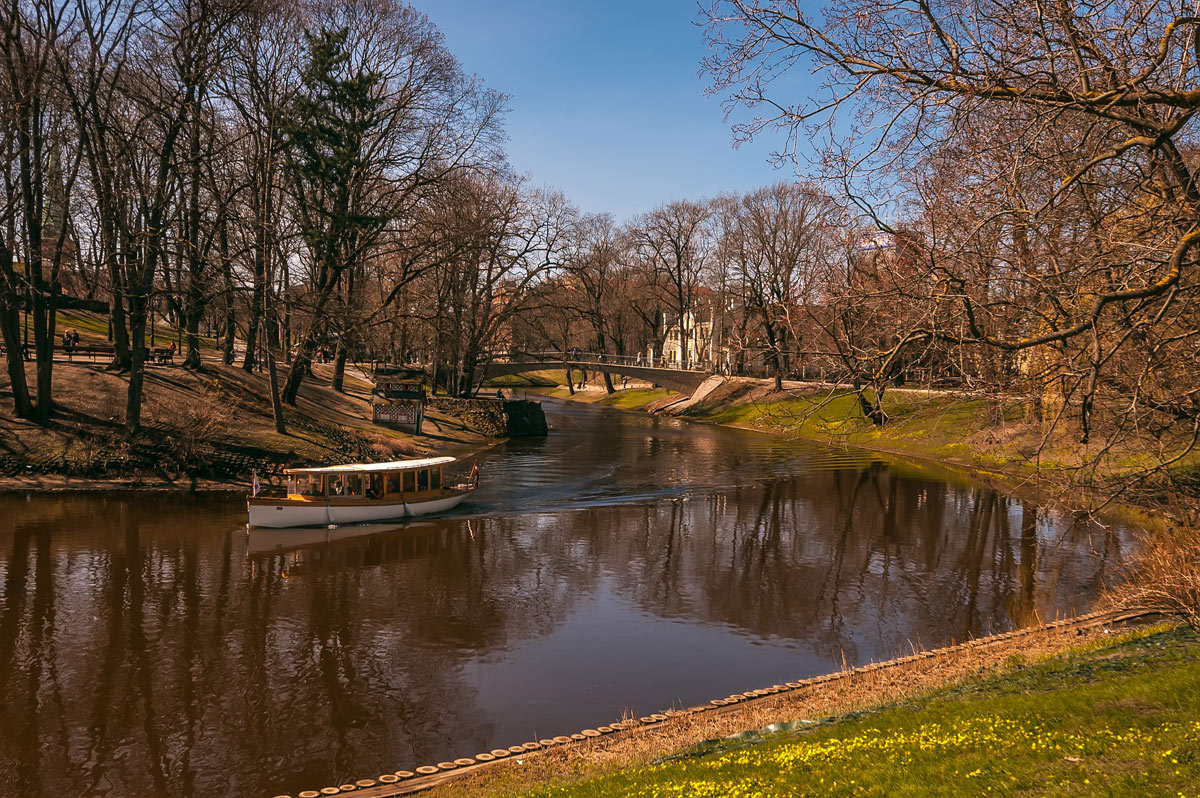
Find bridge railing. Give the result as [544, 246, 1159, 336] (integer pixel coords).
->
[495, 350, 715, 373]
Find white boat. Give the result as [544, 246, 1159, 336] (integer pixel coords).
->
[247, 456, 475, 528]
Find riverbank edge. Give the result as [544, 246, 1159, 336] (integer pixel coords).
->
[0, 433, 505, 494]
[545, 383, 1172, 534]
[0, 436, 502, 495]
[0, 431, 502, 494]
[0, 360, 510, 494]
[277, 610, 1161, 798]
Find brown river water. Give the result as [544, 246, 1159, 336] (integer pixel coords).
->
[0, 398, 1135, 797]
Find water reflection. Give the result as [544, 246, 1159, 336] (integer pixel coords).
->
[0, 401, 1134, 797]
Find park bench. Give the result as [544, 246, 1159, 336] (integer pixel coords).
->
[0, 344, 179, 366]
[0, 343, 115, 362]
[59, 344, 116, 361]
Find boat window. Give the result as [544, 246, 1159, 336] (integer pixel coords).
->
[385, 473, 400, 495]
[430, 468, 441, 490]
[403, 471, 416, 492]
[417, 469, 429, 491]
[368, 474, 382, 499]
[329, 475, 347, 496]
[346, 474, 363, 496]
[296, 475, 320, 496]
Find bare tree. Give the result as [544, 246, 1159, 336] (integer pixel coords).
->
[704, 0, 1200, 482]
[724, 182, 839, 390]
[632, 199, 713, 368]
[566, 212, 625, 392]
[428, 173, 572, 397]
[278, 1, 504, 405]
[0, 0, 79, 422]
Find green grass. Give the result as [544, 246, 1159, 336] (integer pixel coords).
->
[33, 308, 220, 348]
[526, 625, 1200, 797]
[597, 388, 677, 410]
[545, 386, 678, 409]
[483, 370, 565, 387]
[684, 389, 1036, 473]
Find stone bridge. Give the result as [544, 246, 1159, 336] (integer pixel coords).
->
[481, 351, 713, 394]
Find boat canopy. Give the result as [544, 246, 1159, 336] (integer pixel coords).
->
[285, 457, 456, 475]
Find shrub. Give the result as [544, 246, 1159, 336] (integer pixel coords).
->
[1109, 527, 1200, 632]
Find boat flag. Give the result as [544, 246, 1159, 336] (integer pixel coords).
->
[252, 469, 261, 496]
[470, 460, 479, 486]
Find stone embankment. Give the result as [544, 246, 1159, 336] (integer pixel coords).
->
[426, 397, 548, 438]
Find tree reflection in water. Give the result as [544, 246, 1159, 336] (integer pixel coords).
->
[0, 417, 1134, 797]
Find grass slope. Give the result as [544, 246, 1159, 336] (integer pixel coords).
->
[546, 386, 678, 409]
[0, 358, 489, 487]
[526, 625, 1200, 798]
[671, 381, 1200, 488]
[483, 369, 566, 387]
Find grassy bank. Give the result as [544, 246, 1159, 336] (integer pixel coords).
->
[514, 624, 1199, 798]
[0, 358, 492, 491]
[545, 385, 679, 410]
[547, 379, 1199, 495]
[416, 622, 1197, 798]
[483, 369, 566, 388]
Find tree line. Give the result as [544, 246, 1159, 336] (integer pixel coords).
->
[1, 0, 1197, 499]
[700, 0, 1200, 493]
[0, 0, 912, 428]
[0, 0, 510, 433]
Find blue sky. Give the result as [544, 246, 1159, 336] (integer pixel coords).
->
[416, 0, 811, 222]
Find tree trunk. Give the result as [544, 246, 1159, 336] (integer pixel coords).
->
[265, 314, 286, 433]
[242, 274, 263, 371]
[108, 269, 132, 371]
[764, 323, 783, 391]
[855, 386, 887, 426]
[182, 301, 203, 370]
[181, 92, 206, 372]
[282, 257, 291, 363]
[267, 346, 286, 433]
[603, 370, 615, 394]
[0, 282, 33, 418]
[331, 338, 347, 392]
[125, 290, 149, 434]
[221, 234, 236, 365]
[32, 287, 56, 423]
[281, 339, 315, 405]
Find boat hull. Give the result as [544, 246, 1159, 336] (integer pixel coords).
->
[247, 490, 470, 528]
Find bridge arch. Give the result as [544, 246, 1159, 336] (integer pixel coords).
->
[481, 354, 711, 395]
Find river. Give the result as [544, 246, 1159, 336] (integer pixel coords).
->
[0, 398, 1135, 797]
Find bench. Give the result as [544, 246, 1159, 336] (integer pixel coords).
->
[60, 344, 116, 361]
[0, 344, 184, 366]
[0, 344, 119, 361]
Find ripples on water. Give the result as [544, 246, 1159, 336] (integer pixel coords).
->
[0, 398, 1135, 797]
